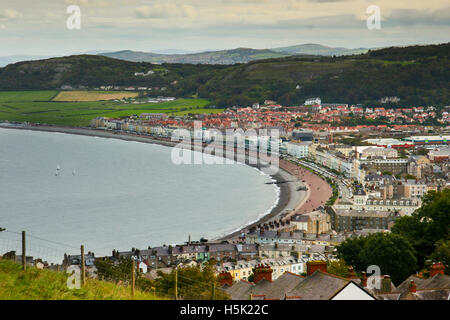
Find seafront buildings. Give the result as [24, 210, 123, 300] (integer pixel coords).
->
[7, 99, 448, 299]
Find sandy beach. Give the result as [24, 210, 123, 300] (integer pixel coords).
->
[0, 123, 331, 241]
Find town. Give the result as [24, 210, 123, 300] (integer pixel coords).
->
[4, 96, 449, 300]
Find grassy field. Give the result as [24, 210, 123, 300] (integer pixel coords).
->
[0, 91, 59, 102]
[0, 91, 221, 126]
[0, 259, 160, 300]
[53, 91, 139, 102]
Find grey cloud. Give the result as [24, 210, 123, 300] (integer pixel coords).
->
[0, 9, 20, 20]
[134, 4, 196, 19]
[306, 0, 350, 2]
[384, 8, 450, 27]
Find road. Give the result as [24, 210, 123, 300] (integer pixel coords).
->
[285, 156, 353, 202]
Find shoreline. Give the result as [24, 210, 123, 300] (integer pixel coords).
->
[0, 123, 312, 242]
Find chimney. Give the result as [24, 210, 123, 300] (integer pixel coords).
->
[409, 280, 417, 293]
[253, 264, 273, 283]
[306, 261, 327, 276]
[347, 265, 358, 279]
[218, 271, 233, 287]
[381, 275, 392, 293]
[361, 271, 368, 287]
[430, 262, 445, 277]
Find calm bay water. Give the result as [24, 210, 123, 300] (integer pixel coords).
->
[0, 128, 278, 261]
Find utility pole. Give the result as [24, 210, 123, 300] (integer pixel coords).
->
[80, 245, 86, 287]
[174, 268, 178, 300]
[131, 259, 136, 298]
[21, 231, 26, 271]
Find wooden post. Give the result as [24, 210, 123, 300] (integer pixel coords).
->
[212, 283, 216, 300]
[80, 245, 86, 287]
[174, 268, 178, 300]
[131, 259, 136, 298]
[21, 231, 26, 271]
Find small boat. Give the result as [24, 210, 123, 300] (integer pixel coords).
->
[56, 164, 61, 171]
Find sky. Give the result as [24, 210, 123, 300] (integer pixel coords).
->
[0, 0, 449, 56]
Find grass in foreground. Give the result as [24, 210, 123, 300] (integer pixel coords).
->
[0, 259, 161, 300]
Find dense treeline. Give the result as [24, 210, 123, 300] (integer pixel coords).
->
[95, 257, 229, 300]
[337, 189, 450, 285]
[0, 43, 448, 107]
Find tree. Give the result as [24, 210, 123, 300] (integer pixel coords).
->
[327, 259, 350, 278]
[95, 257, 139, 283]
[337, 232, 417, 285]
[391, 215, 433, 268]
[415, 190, 450, 244]
[336, 236, 366, 270]
[392, 189, 450, 269]
[430, 239, 450, 275]
[151, 262, 229, 300]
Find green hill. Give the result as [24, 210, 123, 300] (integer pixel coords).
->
[0, 259, 160, 300]
[196, 43, 449, 107]
[0, 43, 448, 107]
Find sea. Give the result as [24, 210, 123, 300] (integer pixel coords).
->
[0, 128, 279, 262]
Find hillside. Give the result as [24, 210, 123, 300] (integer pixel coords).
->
[99, 44, 369, 65]
[196, 43, 449, 107]
[0, 54, 224, 91]
[100, 48, 290, 64]
[272, 43, 368, 56]
[0, 43, 448, 107]
[0, 259, 159, 300]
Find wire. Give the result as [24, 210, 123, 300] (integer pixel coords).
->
[3, 230, 79, 250]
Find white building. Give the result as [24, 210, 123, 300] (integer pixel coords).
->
[138, 262, 148, 274]
[305, 97, 321, 106]
[285, 142, 310, 158]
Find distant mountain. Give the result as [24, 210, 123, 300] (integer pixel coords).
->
[0, 55, 51, 67]
[272, 43, 369, 56]
[99, 48, 290, 65]
[99, 50, 162, 63]
[98, 44, 369, 65]
[0, 44, 370, 68]
[151, 49, 198, 55]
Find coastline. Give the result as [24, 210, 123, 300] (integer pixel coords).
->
[0, 123, 312, 242]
